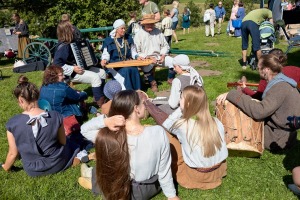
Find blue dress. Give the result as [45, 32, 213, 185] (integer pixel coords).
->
[182, 13, 191, 28]
[235, 7, 245, 37]
[102, 34, 141, 90]
[6, 111, 80, 177]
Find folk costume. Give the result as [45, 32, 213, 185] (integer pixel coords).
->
[15, 19, 30, 58]
[102, 19, 141, 90]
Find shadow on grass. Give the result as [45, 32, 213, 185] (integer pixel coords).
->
[282, 175, 300, 199]
[287, 49, 300, 66]
[282, 140, 300, 171]
[0, 58, 14, 66]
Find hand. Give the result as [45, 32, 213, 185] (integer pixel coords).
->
[73, 66, 84, 75]
[158, 55, 165, 64]
[104, 115, 125, 131]
[216, 92, 229, 105]
[168, 196, 180, 200]
[101, 59, 107, 67]
[137, 56, 144, 61]
[149, 56, 157, 64]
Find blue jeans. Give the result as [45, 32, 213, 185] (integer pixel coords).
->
[241, 20, 260, 51]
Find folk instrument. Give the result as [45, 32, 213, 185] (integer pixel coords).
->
[227, 82, 259, 88]
[106, 59, 153, 68]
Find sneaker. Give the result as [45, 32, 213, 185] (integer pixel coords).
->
[81, 163, 93, 178]
[242, 66, 247, 70]
[78, 177, 92, 190]
[72, 157, 81, 167]
[150, 80, 158, 92]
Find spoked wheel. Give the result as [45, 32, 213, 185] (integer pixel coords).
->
[23, 42, 51, 67]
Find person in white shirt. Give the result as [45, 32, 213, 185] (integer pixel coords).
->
[162, 9, 173, 47]
[134, 14, 174, 92]
[78, 90, 180, 200]
[145, 85, 228, 190]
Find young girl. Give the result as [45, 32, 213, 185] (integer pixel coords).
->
[1, 77, 80, 176]
[78, 90, 179, 200]
[145, 85, 228, 189]
[161, 9, 173, 47]
[158, 54, 203, 115]
[182, 7, 191, 34]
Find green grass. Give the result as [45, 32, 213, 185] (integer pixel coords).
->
[1, 23, 300, 199]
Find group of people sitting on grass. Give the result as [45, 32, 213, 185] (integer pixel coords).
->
[2, 9, 300, 198]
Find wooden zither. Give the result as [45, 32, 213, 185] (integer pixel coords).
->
[215, 100, 264, 157]
[106, 59, 153, 68]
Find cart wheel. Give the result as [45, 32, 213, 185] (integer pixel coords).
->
[23, 42, 51, 67]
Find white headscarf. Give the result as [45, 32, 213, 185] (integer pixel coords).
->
[173, 54, 204, 87]
[109, 19, 125, 38]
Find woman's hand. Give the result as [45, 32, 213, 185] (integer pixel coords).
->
[101, 59, 107, 67]
[216, 92, 229, 105]
[168, 196, 180, 200]
[158, 55, 165, 64]
[73, 66, 84, 75]
[104, 115, 125, 131]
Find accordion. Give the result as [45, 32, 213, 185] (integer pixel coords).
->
[70, 39, 98, 69]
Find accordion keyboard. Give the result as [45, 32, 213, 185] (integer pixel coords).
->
[70, 40, 97, 69]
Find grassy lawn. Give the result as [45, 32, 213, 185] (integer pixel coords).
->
[1, 23, 300, 199]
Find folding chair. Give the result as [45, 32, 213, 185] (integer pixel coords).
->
[276, 20, 300, 54]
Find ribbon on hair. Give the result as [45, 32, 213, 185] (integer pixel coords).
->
[26, 112, 49, 138]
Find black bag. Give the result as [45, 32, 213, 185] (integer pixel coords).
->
[13, 61, 46, 73]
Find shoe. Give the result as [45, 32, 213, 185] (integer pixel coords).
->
[96, 96, 105, 107]
[242, 66, 247, 70]
[150, 80, 158, 92]
[72, 157, 81, 167]
[167, 78, 173, 85]
[81, 163, 93, 178]
[78, 177, 92, 190]
[288, 184, 300, 195]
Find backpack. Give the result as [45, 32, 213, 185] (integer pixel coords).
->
[203, 11, 210, 22]
[183, 14, 189, 22]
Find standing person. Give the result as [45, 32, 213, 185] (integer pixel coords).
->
[240, 8, 273, 69]
[101, 19, 141, 90]
[61, 13, 82, 41]
[1, 78, 80, 176]
[126, 11, 140, 38]
[162, 9, 173, 47]
[214, 1, 226, 35]
[234, 2, 245, 37]
[139, 0, 160, 20]
[217, 54, 300, 152]
[134, 14, 173, 92]
[228, 0, 239, 36]
[78, 90, 179, 200]
[53, 21, 106, 107]
[12, 13, 29, 59]
[204, 4, 216, 37]
[145, 85, 228, 189]
[182, 7, 191, 34]
[170, 1, 179, 43]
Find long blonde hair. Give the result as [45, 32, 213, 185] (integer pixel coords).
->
[172, 86, 222, 157]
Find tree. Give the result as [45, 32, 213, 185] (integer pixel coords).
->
[2, 0, 140, 37]
[186, 1, 202, 27]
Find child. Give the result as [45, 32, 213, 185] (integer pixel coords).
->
[145, 85, 228, 189]
[204, 3, 216, 37]
[158, 54, 203, 115]
[182, 7, 191, 34]
[161, 9, 173, 47]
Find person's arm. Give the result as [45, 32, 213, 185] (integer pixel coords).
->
[101, 47, 110, 67]
[151, 2, 161, 20]
[168, 78, 181, 109]
[131, 43, 138, 59]
[16, 21, 29, 36]
[154, 12, 161, 21]
[170, 8, 175, 18]
[160, 33, 170, 56]
[144, 100, 169, 126]
[57, 124, 66, 145]
[2, 131, 19, 171]
[222, 7, 226, 20]
[157, 129, 179, 199]
[65, 86, 88, 102]
[162, 108, 182, 132]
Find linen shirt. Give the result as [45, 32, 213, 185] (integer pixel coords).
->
[162, 108, 228, 168]
[161, 16, 173, 36]
[134, 28, 170, 58]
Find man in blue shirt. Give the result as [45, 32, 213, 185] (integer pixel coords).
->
[214, 1, 226, 34]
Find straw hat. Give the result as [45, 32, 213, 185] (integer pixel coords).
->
[140, 14, 159, 25]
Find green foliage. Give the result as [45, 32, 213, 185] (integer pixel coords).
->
[5, 0, 140, 37]
[204, 0, 255, 21]
[0, 10, 13, 27]
[186, 0, 202, 27]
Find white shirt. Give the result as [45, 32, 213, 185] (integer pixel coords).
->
[162, 108, 228, 168]
[161, 16, 173, 36]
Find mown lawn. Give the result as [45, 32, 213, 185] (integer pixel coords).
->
[0, 23, 300, 199]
